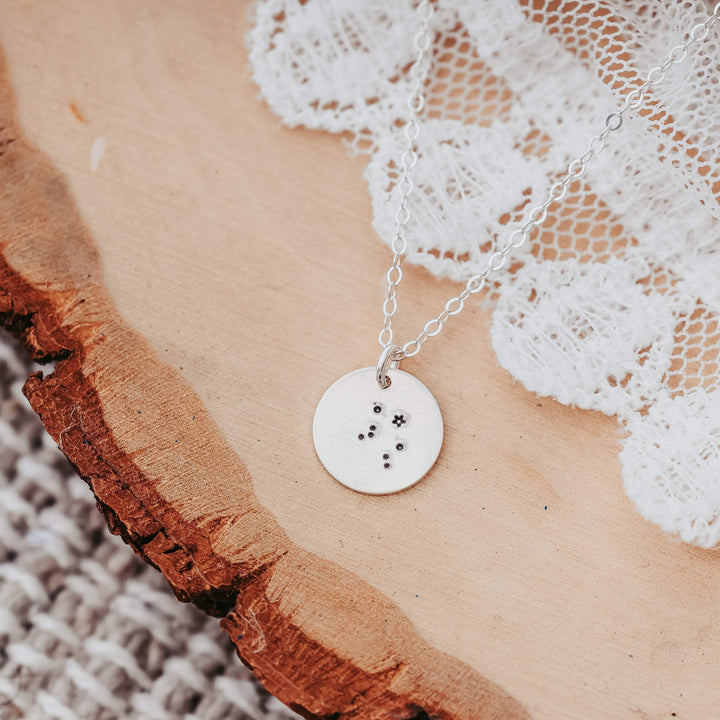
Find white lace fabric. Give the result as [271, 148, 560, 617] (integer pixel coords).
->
[248, 0, 720, 547]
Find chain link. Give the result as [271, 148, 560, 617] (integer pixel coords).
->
[378, 0, 434, 350]
[379, 1, 720, 361]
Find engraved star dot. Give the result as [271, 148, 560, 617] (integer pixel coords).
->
[392, 414, 407, 428]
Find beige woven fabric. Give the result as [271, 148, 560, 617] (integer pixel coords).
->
[0, 329, 298, 720]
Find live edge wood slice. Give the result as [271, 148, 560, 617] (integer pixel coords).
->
[2, 2, 720, 719]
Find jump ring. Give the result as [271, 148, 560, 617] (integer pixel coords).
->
[377, 344, 401, 389]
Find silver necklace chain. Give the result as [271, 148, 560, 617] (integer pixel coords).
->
[379, 1, 720, 365]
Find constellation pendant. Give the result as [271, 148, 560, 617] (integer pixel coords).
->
[313, 367, 443, 495]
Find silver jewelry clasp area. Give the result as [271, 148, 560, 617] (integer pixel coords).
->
[376, 344, 401, 389]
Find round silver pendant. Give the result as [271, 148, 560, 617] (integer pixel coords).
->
[313, 367, 443, 495]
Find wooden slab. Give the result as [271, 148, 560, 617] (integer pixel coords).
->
[0, 2, 719, 719]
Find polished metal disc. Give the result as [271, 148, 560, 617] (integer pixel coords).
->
[313, 367, 443, 494]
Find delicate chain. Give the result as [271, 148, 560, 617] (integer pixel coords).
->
[380, 1, 720, 361]
[378, 0, 434, 350]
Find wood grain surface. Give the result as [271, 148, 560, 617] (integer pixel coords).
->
[0, 2, 719, 719]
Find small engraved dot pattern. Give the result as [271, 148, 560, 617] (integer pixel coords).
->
[356, 402, 408, 470]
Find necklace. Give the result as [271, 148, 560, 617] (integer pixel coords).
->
[312, 1, 720, 495]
